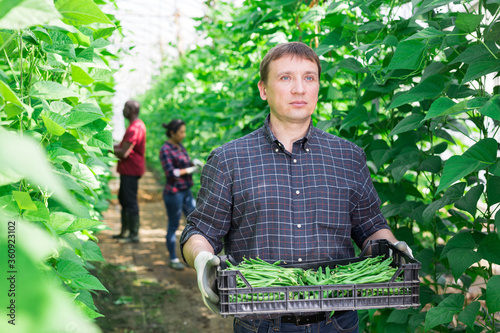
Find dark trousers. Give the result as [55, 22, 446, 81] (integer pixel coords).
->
[233, 311, 359, 333]
[118, 175, 140, 215]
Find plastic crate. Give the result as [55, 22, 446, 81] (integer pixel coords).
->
[217, 239, 420, 317]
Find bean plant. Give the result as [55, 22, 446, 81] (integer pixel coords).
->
[0, 0, 118, 331]
[140, 0, 500, 332]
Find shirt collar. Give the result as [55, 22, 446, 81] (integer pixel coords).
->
[263, 114, 312, 151]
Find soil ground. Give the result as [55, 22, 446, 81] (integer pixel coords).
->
[93, 169, 234, 333]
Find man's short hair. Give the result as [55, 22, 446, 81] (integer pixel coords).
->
[125, 100, 140, 114]
[259, 42, 321, 84]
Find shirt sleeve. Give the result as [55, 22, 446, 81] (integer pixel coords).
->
[350, 149, 390, 248]
[180, 149, 233, 257]
[123, 124, 139, 145]
[159, 145, 176, 178]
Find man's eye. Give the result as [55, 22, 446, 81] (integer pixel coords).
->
[305, 76, 315, 81]
[281, 76, 291, 80]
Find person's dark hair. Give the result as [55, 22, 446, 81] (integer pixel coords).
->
[259, 42, 321, 84]
[125, 100, 140, 114]
[162, 119, 185, 138]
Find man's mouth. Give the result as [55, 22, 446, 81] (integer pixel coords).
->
[290, 101, 307, 106]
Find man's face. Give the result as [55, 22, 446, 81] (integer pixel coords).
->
[258, 55, 319, 125]
[123, 105, 131, 119]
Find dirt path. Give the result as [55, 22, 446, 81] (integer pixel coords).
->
[93, 169, 234, 333]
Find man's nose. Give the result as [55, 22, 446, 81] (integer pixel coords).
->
[291, 79, 305, 94]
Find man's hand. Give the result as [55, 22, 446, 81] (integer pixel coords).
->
[393, 241, 414, 258]
[193, 251, 220, 314]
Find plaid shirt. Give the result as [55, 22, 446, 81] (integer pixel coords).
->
[159, 141, 193, 195]
[180, 116, 389, 264]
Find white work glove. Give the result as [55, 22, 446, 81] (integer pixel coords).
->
[393, 241, 414, 258]
[193, 251, 221, 314]
[173, 166, 200, 177]
[185, 166, 200, 174]
[192, 158, 204, 167]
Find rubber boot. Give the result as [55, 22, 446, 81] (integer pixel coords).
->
[127, 214, 140, 243]
[112, 210, 130, 239]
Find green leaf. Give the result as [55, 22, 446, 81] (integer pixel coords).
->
[66, 103, 104, 128]
[404, 27, 446, 41]
[387, 40, 426, 70]
[340, 106, 368, 131]
[463, 138, 498, 163]
[71, 274, 107, 291]
[425, 99, 468, 120]
[477, 233, 500, 265]
[441, 231, 477, 259]
[0, 195, 20, 216]
[75, 290, 98, 311]
[486, 275, 500, 313]
[425, 97, 456, 120]
[387, 150, 420, 183]
[12, 191, 37, 210]
[81, 241, 104, 261]
[437, 139, 498, 193]
[315, 31, 344, 56]
[418, 156, 442, 173]
[33, 27, 52, 44]
[300, 6, 325, 23]
[424, 294, 464, 331]
[30, 81, 79, 100]
[437, 156, 478, 193]
[48, 212, 75, 233]
[23, 201, 50, 221]
[389, 113, 424, 136]
[496, 212, 500, 232]
[479, 95, 500, 121]
[55, 0, 114, 26]
[455, 13, 484, 33]
[388, 75, 445, 109]
[0, 80, 23, 107]
[462, 58, 500, 84]
[71, 64, 94, 85]
[58, 132, 84, 153]
[487, 176, 500, 205]
[88, 130, 112, 150]
[455, 184, 484, 217]
[71, 163, 100, 189]
[0, 0, 61, 30]
[423, 182, 465, 223]
[75, 300, 104, 319]
[415, 0, 456, 16]
[485, 21, 500, 42]
[66, 218, 102, 233]
[4, 103, 24, 118]
[457, 301, 480, 328]
[488, 161, 500, 176]
[451, 44, 497, 65]
[447, 248, 482, 281]
[41, 115, 66, 136]
[57, 259, 88, 279]
[336, 58, 367, 73]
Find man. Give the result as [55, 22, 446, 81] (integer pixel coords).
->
[113, 100, 146, 243]
[180, 42, 411, 332]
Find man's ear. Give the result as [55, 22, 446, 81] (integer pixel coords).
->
[257, 80, 267, 100]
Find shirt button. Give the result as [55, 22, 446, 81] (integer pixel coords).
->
[298, 258, 303, 262]
[275, 148, 279, 153]
[297, 224, 301, 228]
[305, 148, 310, 152]
[295, 190, 300, 194]
[293, 159, 297, 163]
